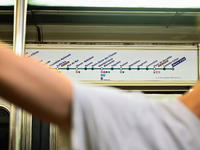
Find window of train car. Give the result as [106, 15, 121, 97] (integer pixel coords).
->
[28, 0, 200, 8]
[0, 107, 9, 150]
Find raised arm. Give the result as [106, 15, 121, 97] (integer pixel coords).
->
[0, 43, 73, 129]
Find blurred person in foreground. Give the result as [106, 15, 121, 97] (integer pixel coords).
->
[1, 22, 200, 149]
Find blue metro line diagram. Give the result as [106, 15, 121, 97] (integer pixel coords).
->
[25, 49, 198, 81]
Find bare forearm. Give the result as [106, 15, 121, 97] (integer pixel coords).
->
[0, 44, 72, 128]
[179, 82, 200, 119]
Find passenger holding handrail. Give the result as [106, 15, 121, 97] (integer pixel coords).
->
[1, 42, 200, 150]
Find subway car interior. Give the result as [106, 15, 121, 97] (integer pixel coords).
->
[0, 0, 200, 149]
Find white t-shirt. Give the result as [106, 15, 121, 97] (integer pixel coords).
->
[72, 83, 200, 150]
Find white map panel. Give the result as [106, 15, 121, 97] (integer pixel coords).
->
[26, 49, 198, 82]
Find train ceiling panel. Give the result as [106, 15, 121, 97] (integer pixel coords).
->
[0, 0, 13, 6]
[28, 0, 200, 8]
[0, 4, 199, 43]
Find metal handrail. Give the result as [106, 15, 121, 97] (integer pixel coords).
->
[9, 0, 28, 150]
